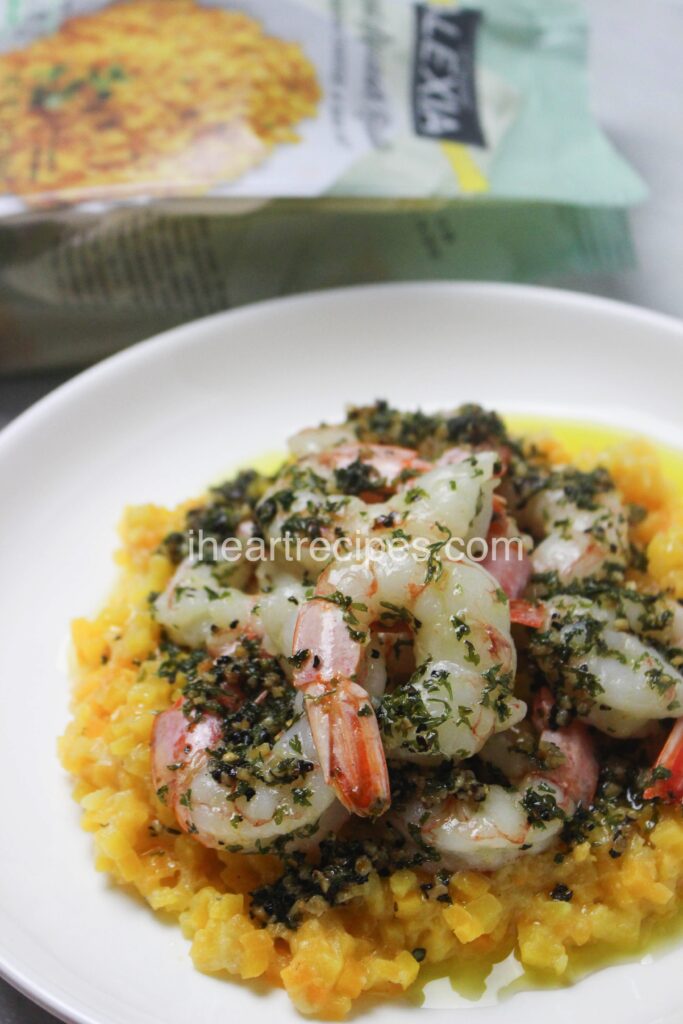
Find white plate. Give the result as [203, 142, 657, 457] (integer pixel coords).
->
[2, 283, 683, 1024]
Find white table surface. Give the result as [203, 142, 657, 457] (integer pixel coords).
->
[547, 0, 683, 322]
[1, 0, 682, 1020]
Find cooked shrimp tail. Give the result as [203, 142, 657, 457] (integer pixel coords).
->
[293, 600, 390, 817]
[644, 717, 683, 802]
[303, 676, 391, 817]
[509, 598, 546, 628]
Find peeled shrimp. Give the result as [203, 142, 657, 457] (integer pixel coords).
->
[296, 443, 431, 499]
[291, 545, 524, 817]
[152, 570, 349, 850]
[401, 690, 597, 870]
[257, 443, 500, 580]
[155, 558, 259, 650]
[525, 592, 683, 737]
[645, 717, 683, 802]
[287, 423, 357, 457]
[155, 555, 312, 661]
[515, 467, 629, 583]
[152, 693, 345, 853]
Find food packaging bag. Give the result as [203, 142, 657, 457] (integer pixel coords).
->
[0, 0, 646, 368]
[0, 201, 635, 370]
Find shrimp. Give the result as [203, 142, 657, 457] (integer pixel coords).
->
[291, 545, 524, 817]
[152, 692, 346, 853]
[514, 466, 629, 584]
[152, 567, 351, 849]
[423, 450, 531, 600]
[156, 554, 313, 660]
[645, 717, 683, 802]
[400, 689, 597, 871]
[297, 443, 432, 501]
[523, 592, 683, 737]
[256, 443, 430, 580]
[288, 422, 357, 457]
[502, 530, 683, 788]
[155, 558, 259, 651]
[478, 495, 532, 600]
[257, 443, 500, 581]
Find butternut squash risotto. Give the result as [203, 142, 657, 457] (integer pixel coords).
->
[0, 0, 320, 201]
[60, 403, 683, 1018]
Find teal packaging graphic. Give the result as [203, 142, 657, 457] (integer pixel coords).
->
[0, 0, 645, 212]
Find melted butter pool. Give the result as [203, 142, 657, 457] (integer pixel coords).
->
[408, 904, 683, 1010]
[505, 413, 683, 493]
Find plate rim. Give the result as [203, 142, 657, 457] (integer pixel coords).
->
[2, 281, 683, 459]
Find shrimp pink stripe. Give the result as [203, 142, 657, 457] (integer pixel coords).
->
[480, 496, 531, 600]
[644, 717, 683, 802]
[151, 698, 223, 832]
[315, 443, 431, 502]
[532, 688, 598, 808]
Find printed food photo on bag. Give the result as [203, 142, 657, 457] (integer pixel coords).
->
[0, 0, 645, 211]
[0, 0, 323, 204]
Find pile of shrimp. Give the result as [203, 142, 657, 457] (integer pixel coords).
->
[61, 401, 683, 1017]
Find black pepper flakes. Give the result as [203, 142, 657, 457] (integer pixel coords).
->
[550, 883, 573, 902]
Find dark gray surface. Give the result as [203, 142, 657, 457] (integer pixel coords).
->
[0, 984, 57, 1024]
[0, 371, 72, 430]
[2, 1, 683, 1020]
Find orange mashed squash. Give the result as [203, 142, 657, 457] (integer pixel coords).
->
[59, 421, 683, 1018]
[0, 0, 320, 201]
